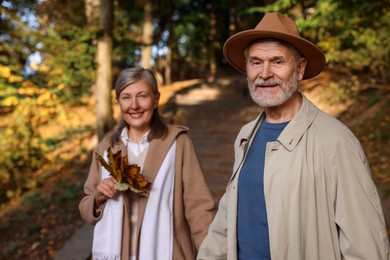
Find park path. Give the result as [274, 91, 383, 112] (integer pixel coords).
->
[56, 74, 260, 259]
[172, 76, 259, 201]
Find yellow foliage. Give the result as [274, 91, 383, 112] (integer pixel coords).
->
[46, 154, 54, 162]
[9, 75, 23, 83]
[5, 128, 14, 135]
[29, 61, 40, 71]
[37, 63, 50, 73]
[49, 68, 63, 75]
[21, 80, 37, 89]
[18, 81, 46, 96]
[39, 109, 48, 117]
[47, 79, 55, 87]
[18, 87, 36, 96]
[36, 92, 52, 105]
[0, 65, 11, 78]
[0, 65, 23, 82]
[6, 190, 15, 199]
[2, 96, 19, 106]
[22, 105, 32, 117]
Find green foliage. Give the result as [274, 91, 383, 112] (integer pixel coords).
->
[312, 0, 390, 83]
[32, 24, 96, 99]
[0, 4, 36, 73]
[112, 1, 144, 67]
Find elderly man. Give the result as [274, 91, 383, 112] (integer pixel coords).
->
[197, 12, 389, 260]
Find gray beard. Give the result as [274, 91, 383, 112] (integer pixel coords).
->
[248, 72, 299, 108]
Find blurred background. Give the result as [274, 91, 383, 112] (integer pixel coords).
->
[0, 0, 389, 258]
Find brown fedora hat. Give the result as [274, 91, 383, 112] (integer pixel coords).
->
[223, 12, 326, 79]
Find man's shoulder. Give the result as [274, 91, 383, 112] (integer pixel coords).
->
[315, 109, 350, 132]
[312, 109, 360, 145]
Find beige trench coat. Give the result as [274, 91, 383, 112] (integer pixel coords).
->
[79, 125, 216, 259]
[198, 94, 390, 260]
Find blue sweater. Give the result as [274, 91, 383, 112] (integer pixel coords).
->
[237, 120, 288, 259]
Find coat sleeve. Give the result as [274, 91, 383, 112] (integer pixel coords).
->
[332, 134, 390, 259]
[78, 146, 108, 224]
[178, 134, 217, 249]
[197, 191, 228, 259]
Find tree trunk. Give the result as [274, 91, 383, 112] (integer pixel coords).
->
[86, 0, 115, 141]
[164, 1, 174, 85]
[141, 0, 153, 69]
[85, 0, 99, 25]
[208, 0, 217, 82]
[229, 0, 238, 34]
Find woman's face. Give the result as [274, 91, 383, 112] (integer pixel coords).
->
[117, 79, 158, 135]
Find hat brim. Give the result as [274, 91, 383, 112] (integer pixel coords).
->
[223, 30, 326, 79]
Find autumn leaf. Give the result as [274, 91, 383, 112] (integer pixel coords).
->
[123, 165, 152, 195]
[95, 148, 151, 196]
[95, 150, 115, 176]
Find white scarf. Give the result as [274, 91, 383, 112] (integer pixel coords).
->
[92, 150, 123, 260]
[92, 141, 176, 260]
[139, 141, 176, 260]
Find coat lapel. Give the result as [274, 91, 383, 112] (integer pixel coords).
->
[231, 115, 262, 180]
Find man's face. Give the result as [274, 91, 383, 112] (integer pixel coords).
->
[245, 41, 306, 108]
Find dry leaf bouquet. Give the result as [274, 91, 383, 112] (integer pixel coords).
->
[95, 148, 152, 196]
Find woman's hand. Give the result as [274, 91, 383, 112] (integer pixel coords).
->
[97, 176, 117, 198]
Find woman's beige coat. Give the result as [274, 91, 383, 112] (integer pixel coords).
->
[198, 94, 390, 260]
[79, 125, 216, 259]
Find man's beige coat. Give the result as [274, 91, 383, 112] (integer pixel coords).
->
[79, 125, 216, 259]
[198, 94, 389, 260]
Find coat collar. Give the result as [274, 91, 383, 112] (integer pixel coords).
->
[141, 125, 188, 184]
[277, 94, 318, 151]
[239, 93, 319, 152]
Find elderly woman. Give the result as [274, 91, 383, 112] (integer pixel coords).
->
[79, 66, 216, 260]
